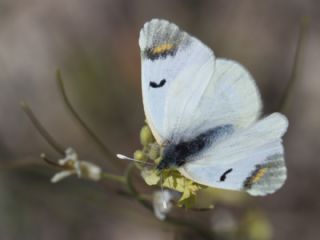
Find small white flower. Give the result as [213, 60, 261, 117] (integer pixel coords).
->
[153, 190, 174, 220]
[51, 147, 101, 183]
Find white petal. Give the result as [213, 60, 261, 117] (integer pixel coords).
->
[51, 170, 75, 183]
[153, 190, 173, 220]
[81, 161, 101, 181]
[65, 147, 78, 161]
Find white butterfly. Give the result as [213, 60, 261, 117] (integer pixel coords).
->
[138, 19, 288, 196]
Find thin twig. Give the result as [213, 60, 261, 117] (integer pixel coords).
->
[40, 153, 64, 168]
[20, 101, 65, 155]
[278, 16, 309, 113]
[55, 69, 122, 171]
[0, 158, 40, 171]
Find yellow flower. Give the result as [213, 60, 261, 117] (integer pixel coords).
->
[137, 125, 207, 208]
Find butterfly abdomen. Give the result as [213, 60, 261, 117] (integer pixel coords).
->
[157, 124, 234, 171]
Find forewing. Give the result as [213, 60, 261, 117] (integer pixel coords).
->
[140, 19, 262, 144]
[165, 59, 262, 141]
[139, 19, 215, 144]
[180, 113, 288, 196]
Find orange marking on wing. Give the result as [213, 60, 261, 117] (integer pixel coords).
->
[151, 43, 174, 54]
[251, 167, 268, 184]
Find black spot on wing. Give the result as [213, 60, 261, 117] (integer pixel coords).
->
[149, 79, 166, 88]
[219, 168, 233, 182]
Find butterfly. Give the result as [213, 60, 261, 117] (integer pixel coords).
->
[138, 19, 288, 196]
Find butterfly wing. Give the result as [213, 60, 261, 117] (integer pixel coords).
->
[140, 19, 262, 144]
[179, 113, 288, 196]
[139, 19, 216, 144]
[164, 59, 262, 141]
[140, 19, 287, 196]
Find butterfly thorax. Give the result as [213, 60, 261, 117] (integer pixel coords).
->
[156, 125, 234, 171]
[157, 139, 205, 171]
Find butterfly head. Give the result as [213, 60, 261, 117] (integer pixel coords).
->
[156, 142, 190, 171]
[156, 158, 171, 171]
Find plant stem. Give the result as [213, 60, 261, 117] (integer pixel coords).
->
[278, 16, 309, 113]
[20, 101, 65, 155]
[40, 153, 64, 168]
[0, 159, 40, 171]
[101, 172, 126, 184]
[124, 163, 153, 210]
[55, 69, 122, 171]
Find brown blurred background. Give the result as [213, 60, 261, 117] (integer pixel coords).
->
[0, 0, 319, 239]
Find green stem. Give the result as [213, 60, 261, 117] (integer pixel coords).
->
[124, 163, 137, 194]
[278, 16, 309, 113]
[101, 172, 126, 184]
[20, 101, 65, 155]
[124, 163, 153, 210]
[55, 69, 122, 170]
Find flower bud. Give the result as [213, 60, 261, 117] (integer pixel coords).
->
[140, 125, 155, 146]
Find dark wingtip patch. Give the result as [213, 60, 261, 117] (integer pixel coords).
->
[243, 153, 285, 190]
[140, 19, 191, 61]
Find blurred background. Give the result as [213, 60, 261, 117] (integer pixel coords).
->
[0, 0, 319, 239]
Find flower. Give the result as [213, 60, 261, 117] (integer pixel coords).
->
[153, 190, 175, 220]
[142, 168, 205, 207]
[138, 125, 206, 208]
[51, 147, 101, 183]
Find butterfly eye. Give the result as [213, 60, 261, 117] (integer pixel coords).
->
[149, 79, 166, 88]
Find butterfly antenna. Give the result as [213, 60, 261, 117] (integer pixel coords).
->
[116, 154, 154, 166]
